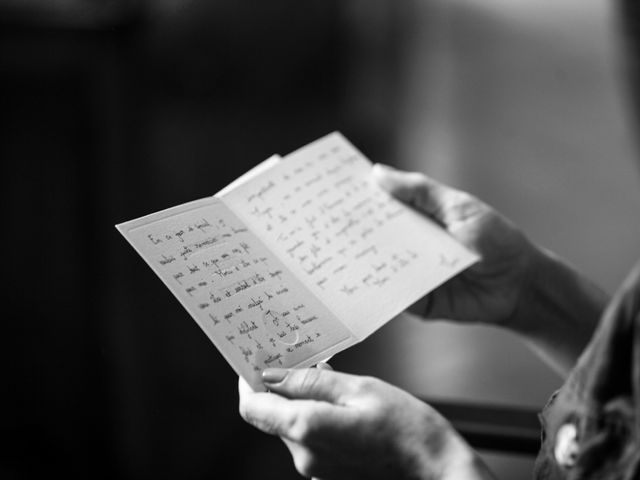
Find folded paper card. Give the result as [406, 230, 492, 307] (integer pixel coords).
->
[116, 132, 478, 390]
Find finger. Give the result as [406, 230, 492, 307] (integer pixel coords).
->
[374, 164, 491, 237]
[262, 367, 354, 404]
[282, 439, 344, 480]
[282, 438, 316, 479]
[239, 376, 299, 436]
[371, 164, 449, 221]
[240, 376, 349, 444]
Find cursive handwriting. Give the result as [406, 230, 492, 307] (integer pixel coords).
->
[129, 199, 349, 377]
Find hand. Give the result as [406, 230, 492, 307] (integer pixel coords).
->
[238, 367, 494, 480]
[373, 164, 539, 328]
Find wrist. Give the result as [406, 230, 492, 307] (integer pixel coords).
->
[508, 246, 609, 374]
[513, 247, 607, 333]
[435, 430, 495, 480]
[507, 245, 554, 334]
[409, 412, 494, 480]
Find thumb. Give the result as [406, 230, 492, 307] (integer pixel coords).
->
[372, 163, 451, 225]
[262, 367, 352, 404]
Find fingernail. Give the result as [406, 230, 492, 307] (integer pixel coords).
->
[315, 362, 333, 371]
[262, 368, 289, 385]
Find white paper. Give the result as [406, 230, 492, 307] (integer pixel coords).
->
[116, 197, 354, 390]
[215, 155, 281, 197]
[220, 132, 479, 340]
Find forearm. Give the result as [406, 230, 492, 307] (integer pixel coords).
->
[509, 247, 609, 376]
[419, 429, 496, 480]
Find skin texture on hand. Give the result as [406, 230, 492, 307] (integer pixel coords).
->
[372, 163, 538, 328]
[238, 367, 495, 480]
[373, 164, 607, 375]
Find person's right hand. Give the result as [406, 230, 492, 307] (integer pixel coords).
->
[239, 367, 495, 480]
[373, 164, 539, 328]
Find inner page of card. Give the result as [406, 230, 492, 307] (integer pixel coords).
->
[220, 132, 479, 340]
[117, 197, 355, 389]
[216, 154, 281, 197]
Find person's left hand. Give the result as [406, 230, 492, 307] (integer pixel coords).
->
[238, 367, 493, 480]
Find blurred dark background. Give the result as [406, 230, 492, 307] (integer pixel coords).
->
[3, 2, 408, 479]
[4, 1, 640, 479]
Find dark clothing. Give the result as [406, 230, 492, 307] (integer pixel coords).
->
[534, 261, 640, 479]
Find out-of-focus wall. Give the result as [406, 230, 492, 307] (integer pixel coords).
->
[2, 2, 407, 479]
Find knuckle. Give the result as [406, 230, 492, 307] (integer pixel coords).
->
[447, 190, 469, 207]
[289, 408, 318, 443]
[407, 171, 428, 185]
[239, 404, 258, 430]
[238, 401, 279, 436]
[449, 192, 484, 219]
[353, 375, 379, 395]
[298, 367, 323, 395]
